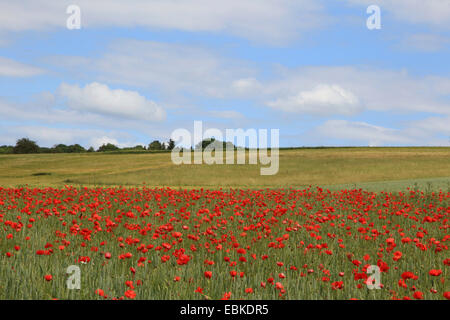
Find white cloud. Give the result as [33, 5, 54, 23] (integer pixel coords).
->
[57, 82, 166, 122]
[0, 0, 326, 43]
[91, 40, 257, 98]
[347, 0, 450, 29]
[0, 94, 170, 136]
[0, 81, 170, 148]
[314, 120, 414, 146]
[43, 44, 450, 124]
[231, 78, 262, 95]
[412, 116, 450, 136]
[49, 49, 450, 120]
[310, 118, 450, 147]
[267, 84, 361, 116]
[0, 56, 44, 77]
[0, 96, 175, 148]
[262, 66, 450, 115]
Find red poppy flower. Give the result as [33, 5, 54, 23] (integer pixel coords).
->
[195, 287, 203, 294]
[413, 291, 423, 300]
[401, 271, 418, 281]
[124, 290, 136, 299]
[221, 292, 231, 300]
[95, 289, 105, 296]
[352, 260, 362, 267]
[393, 251, 402, 261]
[429, 269, 442, 276]
[331, 281, 344, 290]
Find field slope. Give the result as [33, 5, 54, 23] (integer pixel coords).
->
[0, 147, 449, 191]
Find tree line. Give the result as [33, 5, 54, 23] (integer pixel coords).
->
[0, 138, 176, 154]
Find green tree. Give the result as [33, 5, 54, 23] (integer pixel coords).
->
[13, 138, 40, 154]
[148, 140, 163, 150]
[167, 139, 176, 151]
[39, 147, 52, 153]
[67, 144, 86, 153]
[52, 144, 69, 153]
[132, 145, 146, 151]
[0, 145, 14, 154]
[97, 143, 119, 152]
[195, 138, 235, 151]
[51, 144, 85, 153]
[195, 138, 216, 151]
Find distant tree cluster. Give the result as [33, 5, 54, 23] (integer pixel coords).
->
[97, 143, 119, 152]
[195, 138, 236, 151]
[0, 138, 177, 154]
[148, 139, 175, 151]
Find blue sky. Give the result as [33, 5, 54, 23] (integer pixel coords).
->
[0, 0, 449, 148]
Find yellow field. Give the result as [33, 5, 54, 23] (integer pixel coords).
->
[0, 147, 449, 191]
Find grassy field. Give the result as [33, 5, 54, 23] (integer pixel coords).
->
[1, 148, 449, 300]
[0, 147, 449, 191]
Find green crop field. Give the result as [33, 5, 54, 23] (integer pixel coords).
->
[0, 147, 449, 191]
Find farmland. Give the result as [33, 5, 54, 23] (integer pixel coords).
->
[0, 186, 448, 300]
[0, 147, 449, 191]
[0, 147, 449, 300]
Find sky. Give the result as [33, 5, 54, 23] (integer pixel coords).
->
[0, 0, 449, 149]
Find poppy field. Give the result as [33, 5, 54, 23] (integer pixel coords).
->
[0, 186, 448, 300]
